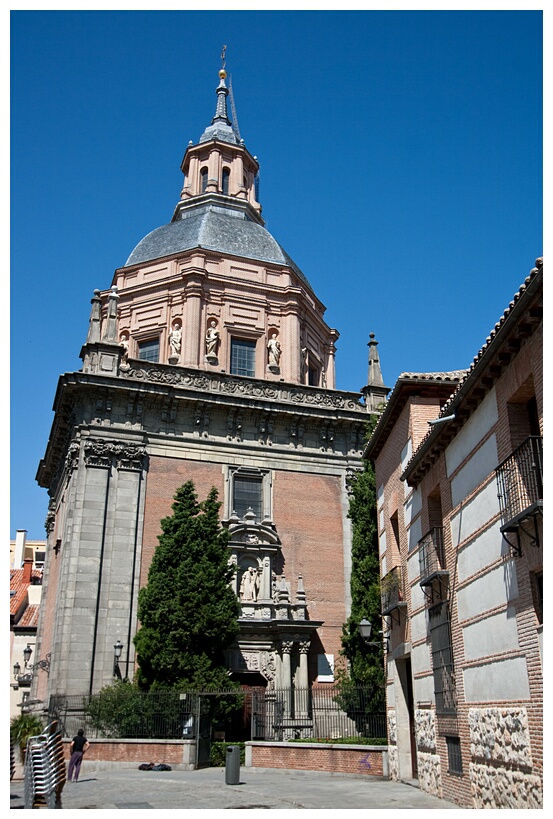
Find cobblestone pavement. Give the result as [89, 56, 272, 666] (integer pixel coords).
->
[11, 766, 461, 810]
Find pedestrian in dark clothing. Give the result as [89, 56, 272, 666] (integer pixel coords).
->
[67, 728, 90, 781]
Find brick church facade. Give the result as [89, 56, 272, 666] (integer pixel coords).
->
[34, 67, 387, 705]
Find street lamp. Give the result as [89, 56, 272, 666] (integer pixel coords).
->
[23, 645, 33, 667]
[13, 647, 50, 681]
[358, 619, 388, 650]
[113, 640, 123, 679]
[358, 619, 374, 642]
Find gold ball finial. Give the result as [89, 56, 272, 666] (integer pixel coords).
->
[219, 69, 227, 79]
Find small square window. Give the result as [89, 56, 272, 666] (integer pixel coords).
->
[138, 338, 160, 363]
[446, 736, 463, 775]
[231, 338, 256, 377]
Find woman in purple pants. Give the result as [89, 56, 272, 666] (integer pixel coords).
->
[67, 728, 90, 782]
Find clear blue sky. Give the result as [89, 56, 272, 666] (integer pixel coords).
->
[10, 9, 543, 539]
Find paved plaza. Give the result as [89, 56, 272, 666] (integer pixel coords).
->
[11, 765, 461, 810]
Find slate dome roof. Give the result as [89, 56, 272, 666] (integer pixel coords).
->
[124, 206, 313, 292]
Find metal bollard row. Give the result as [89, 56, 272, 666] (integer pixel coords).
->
[24, 721, 66, 809]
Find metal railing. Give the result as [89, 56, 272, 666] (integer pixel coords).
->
[381, 566, 403, 614]
[496, 436, 543, 527]
[418, 528, 446, 585]
[49, 685, 386, 743]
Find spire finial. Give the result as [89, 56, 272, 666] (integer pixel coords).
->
[367, 332, 385, 387]
[220, 44, 227, 73]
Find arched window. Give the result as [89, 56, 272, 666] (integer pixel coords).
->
[222, 168, 230, 196]
[200, 167, 208, 193]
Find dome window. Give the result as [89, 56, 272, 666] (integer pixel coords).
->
[138, 338, 160, 363]
[200, 167, 208, 193]
[222, 168, 230, 196]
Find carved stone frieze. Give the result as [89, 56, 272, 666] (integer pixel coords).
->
[345, 466, 363, 495]
[221, 379, 279, 400]
[83, 439, 147, 470]
[83, 438, 114, 468]
[260, 651, 277, 683]
[44, 499, 56, 535]
[65, 441, 81, 472]
[290, 388, 356, 410]
[118, 360, 365, 413]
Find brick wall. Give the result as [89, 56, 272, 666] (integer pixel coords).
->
[272, 470, 346, 664]
[63, 738, 193, 766]
[140, 456, 224, 588]
[248, 741, 386, 777]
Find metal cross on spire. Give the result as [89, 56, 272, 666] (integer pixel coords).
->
[221, 44, 227, 71]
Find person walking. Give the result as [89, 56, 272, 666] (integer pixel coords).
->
[67, 728, 90, 782]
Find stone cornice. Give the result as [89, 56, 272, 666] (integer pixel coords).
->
[36, 364, 369, 493]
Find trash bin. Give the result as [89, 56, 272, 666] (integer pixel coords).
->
[225, 745, 240, 785]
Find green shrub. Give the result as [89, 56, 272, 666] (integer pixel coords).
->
[210, 741, 245, 767]
[10, 713, 45, 761]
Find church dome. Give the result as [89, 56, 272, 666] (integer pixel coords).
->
[124, 205, 313, 292]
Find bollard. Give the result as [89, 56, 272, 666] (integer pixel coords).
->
[225, 745, 240, 785]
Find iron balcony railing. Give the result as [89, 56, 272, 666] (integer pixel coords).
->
[418, 527, 446, 586]
[381, 566, 404, 615]
[496, 435, 543, 528]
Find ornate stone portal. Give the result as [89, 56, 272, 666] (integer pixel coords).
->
[223, 508, 321, 736]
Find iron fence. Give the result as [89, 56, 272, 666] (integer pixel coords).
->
[48, 685, 386, 743]
[496, 435, 543, 526]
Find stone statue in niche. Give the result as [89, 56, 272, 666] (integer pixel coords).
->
[267, 332, 281, 369]
[119, 332, 130, 370]
[300, 346, 307, 378]
[169, 321, 182, 362]
[240, 566, 260, 602]
[205, 320, 220, 359]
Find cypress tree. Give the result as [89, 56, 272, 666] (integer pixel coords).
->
[134, 481, 240, 690]
[339, 414, 385, 707]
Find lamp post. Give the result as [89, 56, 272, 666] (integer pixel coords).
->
[113, 640, 123, 680]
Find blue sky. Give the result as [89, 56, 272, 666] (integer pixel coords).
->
[10, 9, 543, 539]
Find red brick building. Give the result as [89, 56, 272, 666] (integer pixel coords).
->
[365, 259, 543, 807]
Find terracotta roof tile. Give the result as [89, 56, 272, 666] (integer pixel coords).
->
[10, 568, 42, 617]
[16, 604, 40, 628]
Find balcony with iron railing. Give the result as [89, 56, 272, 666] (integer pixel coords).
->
[418, 527, 447, 587]
[380, 566, 406, 617]
[496, 435, 543, 531]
